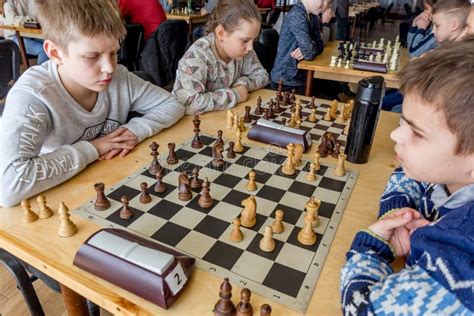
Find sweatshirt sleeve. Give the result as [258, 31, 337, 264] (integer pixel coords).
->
[293, 14, 324, 60]
[121, 71, 185, 143]
[378, 167, 429, 218]
[0, 92, 98, 207]
[232, 50, 270, 92]
[172, 48, 240, 115]
[407, 26, 436, 58]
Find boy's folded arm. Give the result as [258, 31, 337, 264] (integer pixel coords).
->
[122, 70, 185, 143]
[172, 56, 239, 115]
[0, 94, 98, 207]
[289, 13, 321, 60]
[378, 166, 428, 218]
[232, 51, 270, 91]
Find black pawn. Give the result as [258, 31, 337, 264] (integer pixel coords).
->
[243, 105, 251, 123]
[190, 167, 203, 190]
[213, 278, 236, 316]
[260, 304, 272, 316]
[267, 104, 274, 119]
[198, 178, 213, 208]
[236, 288, 252, 316]
[216, 130, 224, 147]
[120, 196, 133, 219]
[167, 142, 178, 165]
[281, 118, 287, 126]
[227, 141, 236, 159]
[154, 169, 167, 193]
[139, 182, 151, 204]
[273, 100, 281, 114]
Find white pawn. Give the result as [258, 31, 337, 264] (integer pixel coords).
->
[313, 152, 321, 171]
[344, 60, 350, 69]
[334, 154, 347, 177]
[308, 108, 317, 122]
[230, 218, 244, 243]
[37, 195, 53, 219]
[58, 202, 78, 238]
[234, 128, 244, 153]
[330, 56, 337, 67]
[337, 58, 343, 68]
[246, 170, 257, 192]
[22, 199, 38, 223]
[271, 210, 284, 234]
[306, 162, 317, 182]
[226, 109, 234, 129]
[259, 226, 275, 252]
[343, 118, 351, 135]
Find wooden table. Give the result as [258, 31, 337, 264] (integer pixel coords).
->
[0, 24, 43, 68]
[298, 41, 409, 96]
[0, 89, 399, 315]
[165, 12, 208, 39]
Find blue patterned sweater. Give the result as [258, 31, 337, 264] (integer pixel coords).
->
[270, 1, 327, 87]
[407, 26, 437, 58]
[341, 167, 474, 315]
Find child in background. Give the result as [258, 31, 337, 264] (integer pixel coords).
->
[432, 0, 471, 43]
[173, 0, 269, 115]
[0, 0, 185, 207]
[160, 0, 178, 13]
[270, 0, 333, 93]
[2, 0, 48, 63]
[341, 39, 474, 314]
[118, 0, 167, 41]
[407, 0, 437, 58]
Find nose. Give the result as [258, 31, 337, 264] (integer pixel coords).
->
[101, 55, 116, 74]
[246, 41, 254, 53]
[390, 125, 403, 143]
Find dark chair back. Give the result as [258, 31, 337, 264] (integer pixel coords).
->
[0, 39, 21, 100]
[404, 3, 413, 19]
[253, 28, 279, 74]
[118, 23, 145, 71]
[140, 20, 190, 90]
[267, 8, 282, 25]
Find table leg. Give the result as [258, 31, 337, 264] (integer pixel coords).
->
[15, 31, 30, 68]
[305, 70, 314, 96]
[60, 284, 89, 316]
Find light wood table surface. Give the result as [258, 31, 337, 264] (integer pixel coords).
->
[0, 89, 399, 315]
[0, 24, 43, 68]
[298, 41, 409, 96]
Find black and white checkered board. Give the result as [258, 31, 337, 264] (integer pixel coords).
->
[73, 135, 358, 313]
[248, 97, 348, 148]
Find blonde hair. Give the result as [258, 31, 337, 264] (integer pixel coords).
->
[206, 0, 261, 34]
[35, 0, 126, 51]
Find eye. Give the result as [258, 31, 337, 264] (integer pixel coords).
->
[84, 55, 98, 60]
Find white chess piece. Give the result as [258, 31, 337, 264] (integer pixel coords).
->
[337, 58, 343, 68]
[330, 56, 337, 67]
[344, 60, 350, 69]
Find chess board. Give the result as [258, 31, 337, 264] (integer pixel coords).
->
[73, 135, 358, 313]
[248, 98, 349, 148]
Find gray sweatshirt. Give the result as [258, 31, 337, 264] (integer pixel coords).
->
[0, 61, 185, 207]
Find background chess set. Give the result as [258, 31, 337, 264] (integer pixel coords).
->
[247, 97, 349, 149]
[73, 135, 358, 313]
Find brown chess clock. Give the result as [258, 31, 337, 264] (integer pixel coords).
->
[73, 228, 195, 309]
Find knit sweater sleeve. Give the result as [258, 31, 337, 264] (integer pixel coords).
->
[172, 46, 240, 115]
[378, 167, 428, 218]
[232, 50, 270, 92]
[289, 10, 321, 60]
[407, 26, 436, 58]
[0, 91, 98, 207]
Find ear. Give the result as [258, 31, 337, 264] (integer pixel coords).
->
[451, 18, 461, 32]
[215, 24, 226, 42]
[43, 39, 65, 65]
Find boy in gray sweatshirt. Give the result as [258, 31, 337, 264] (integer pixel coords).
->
[0, 0, 185, 207]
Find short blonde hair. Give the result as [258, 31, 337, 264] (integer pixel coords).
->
[35, 0, 126, 50]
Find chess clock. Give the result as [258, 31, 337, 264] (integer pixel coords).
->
[73, 228, 195, 309]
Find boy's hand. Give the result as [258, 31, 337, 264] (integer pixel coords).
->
[368, 208, 421, 257]
[233, 85, 249, 102]
[90, 127, 138, 160]
[290, 48, 304, 61]
[322, 8, 334, 24]
[415, 12, 431, 30]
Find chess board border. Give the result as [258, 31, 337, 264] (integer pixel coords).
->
[73, 135, 358, 313]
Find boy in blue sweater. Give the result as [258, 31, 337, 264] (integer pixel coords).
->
[270, 0, 332, 93]
[341, 39, 474, 314]
[407, 0, 437, 58]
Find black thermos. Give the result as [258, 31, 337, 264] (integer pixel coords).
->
[345, 76, 385, 164]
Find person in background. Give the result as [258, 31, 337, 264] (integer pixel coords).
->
[2, 0, 48, 64]
[160, 0, 178, 13]
[407, 0, 437, 58]
[173, 0, 269, 115]
[431, 0, 471, 43]
[118, 0, 167, 40]
[332, 0, 348, 40]
[192, 0, 218, 40]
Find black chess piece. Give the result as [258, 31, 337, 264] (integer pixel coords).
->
[281, 118, 287, 126]
[236, 288, 253, 316]
[139, 182, 152, 204]
[267, 103, 274, 119]
[167, 142, 178, 165]
[94, 182, 110, 211]
[273, 100, 281, 114]
[120, 196, 133, 219]
[213, 278, 236, 316]
[178, 171, 192, 201]
[148, 142, 161, 175]
[254, 97, 263, 115]
[260, 304, 272, 316]
[212, 142, 225, 168]
[243, 106, 251, 123]
[198, 178, 213, 208]
[332, 141, 341, 159]
[154, 169, 167, 193]
[216, 130, 224, 147]
[192, 114, 203, 149]
[227, 141, 236, 159]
